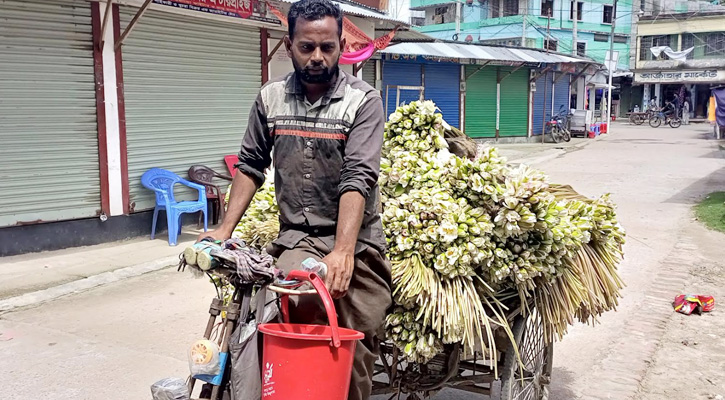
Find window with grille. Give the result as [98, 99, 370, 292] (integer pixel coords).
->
[541, 0, 553, 16]
[491, 0, 501, 17]
[705, 32, 725, 57]
[639, 35, 671, 60]
[603, 4, 614, 23]
[503, 0, 519, 16]
[545, 38, 558, 51]
[613, 35, 627, 44]
[682, 33, 695, 59]
[570, 1, 583, 20]
[577, 41, 586, 56]
[594, 33, 609, 42]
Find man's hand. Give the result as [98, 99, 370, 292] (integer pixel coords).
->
[322, 249, 354, 299]
[196, 227, 233, 243]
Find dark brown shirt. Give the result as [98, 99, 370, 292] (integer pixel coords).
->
[236, 71, 386, 254]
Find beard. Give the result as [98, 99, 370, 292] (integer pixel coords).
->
[293, 59, 339, 84]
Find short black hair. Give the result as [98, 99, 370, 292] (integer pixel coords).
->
[287, 0, 343, 39]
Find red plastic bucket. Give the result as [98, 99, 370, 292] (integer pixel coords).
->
[259, 271, 364, 400]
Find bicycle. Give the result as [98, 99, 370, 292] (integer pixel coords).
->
[648, 110, 681, 128]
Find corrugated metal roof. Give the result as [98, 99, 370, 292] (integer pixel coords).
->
[380, 42, 595, 64]
[276, 0, 409, 25]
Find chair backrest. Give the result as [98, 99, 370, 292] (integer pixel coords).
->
[141, 168, 181, 205]
[188, 165, 216, 186]
[224, 155, 238, 178]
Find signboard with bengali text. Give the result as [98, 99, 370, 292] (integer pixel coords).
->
[153, 0, 280, 24]
[634, 70, 725, 83]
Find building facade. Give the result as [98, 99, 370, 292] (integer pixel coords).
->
[633, 11, 725, 118]
[409, 0, 632, 71]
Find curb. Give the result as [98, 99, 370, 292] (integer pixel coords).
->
[0, 255, 179, 314]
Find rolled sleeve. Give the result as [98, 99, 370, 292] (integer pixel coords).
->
[338, 93, 384, 198]
[235, 94, 272, 186]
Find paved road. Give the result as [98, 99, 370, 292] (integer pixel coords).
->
[1, 123, 722, 400]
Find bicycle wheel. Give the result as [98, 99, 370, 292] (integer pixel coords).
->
[634, 115, 644, 125]
[499, 310, 554, 400]
[562, 128, 571, 142]
[669, 117, 682, 128]
[649, 116, 662, 128]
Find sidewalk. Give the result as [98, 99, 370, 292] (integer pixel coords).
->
[0, 229, 200, 312]
[0, 128, 612, 313]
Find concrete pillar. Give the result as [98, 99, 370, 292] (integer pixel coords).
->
[589, 85, 596, 111]
[643, 83, 650, 110]
[577, 77, 586, 109]
[655, 83, 662, 106]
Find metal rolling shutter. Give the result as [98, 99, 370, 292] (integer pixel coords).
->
[532, 72, 553, 135]
[0, 0, 100, 227]
[361, 60, 376, 88]
[423, 64, 460, 128]
[120, 8, 260, 212]
[382, 61, 422, 116]
[464, 66, 497, 138]
[553, 72, 571, 116]
[498, 67, 529, 137]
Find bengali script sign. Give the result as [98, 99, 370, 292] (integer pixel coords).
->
[634, 70, 725, 83]
[154, 0, 280, 24]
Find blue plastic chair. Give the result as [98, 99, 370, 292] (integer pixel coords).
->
[141, 168, 208, 246]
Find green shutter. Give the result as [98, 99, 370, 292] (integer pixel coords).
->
[498, 68, 530, 137]
[120, 8, 261, 212]
[464, 66, 497, 138]
[0, 0, 100, 226]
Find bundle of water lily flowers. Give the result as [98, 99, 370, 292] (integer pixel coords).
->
[231, 100, 626, 366]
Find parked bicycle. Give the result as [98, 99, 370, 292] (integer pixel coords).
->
[546, 106, 572, 143]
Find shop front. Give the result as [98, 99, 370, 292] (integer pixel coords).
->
[634, 70, 725, 118]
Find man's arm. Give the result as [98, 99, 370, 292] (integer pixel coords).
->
[323, 93, 385, 298]
[198, 94, 272, 242]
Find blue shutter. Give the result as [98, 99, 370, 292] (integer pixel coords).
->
[382, 61, 422, 116]
[424, 64, 460, 128]
[532, 72, 553, 135]
[553, 73, 571, 117]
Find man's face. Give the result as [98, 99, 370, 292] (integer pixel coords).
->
[285, 16, 345, 84]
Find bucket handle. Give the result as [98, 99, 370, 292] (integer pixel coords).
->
[279, 270, 342, 348]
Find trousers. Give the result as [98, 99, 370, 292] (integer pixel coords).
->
[269, 237, 392, 400]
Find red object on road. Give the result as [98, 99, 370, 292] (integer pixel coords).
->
[601, 123, 608, 133]
[673, 294, 715, 315]
[259, 270, 363, 400]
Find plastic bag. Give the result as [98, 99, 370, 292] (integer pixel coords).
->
[228, 287, 279, 400]
[188, 339, 221, 376]
[150, 377, 190, 400]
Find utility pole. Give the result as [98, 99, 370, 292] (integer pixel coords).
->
[546, 9, 551, 53]
[522, 0, 527, 47]
[606, 0, 617, 130]
[455, 0, 461, 39]
[572, 0, 578, 55]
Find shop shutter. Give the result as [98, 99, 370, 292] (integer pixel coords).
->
[361, 60, 376, 89]
[120, 8, 261, 212]
[464, 66, 497, 138]
[0, 0, 100, 226]
[498, 67, 529, 137]
[423, 63, 460, 128]
[553, 72, 571, 116]
[382, 61, 423, 116]
[532, 72, 553, 135]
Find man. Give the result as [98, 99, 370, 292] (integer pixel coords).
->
[199, 0, 391, 398]
[672, 93, 681, 117]
[649, 96, 658, 111]
[682, 97, 690, 125]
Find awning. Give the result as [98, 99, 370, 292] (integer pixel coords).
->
[380, 42, 596, 65]
[274, 0, 409, 25]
